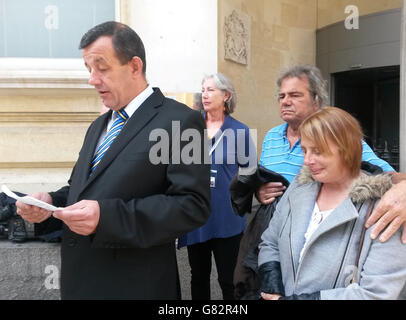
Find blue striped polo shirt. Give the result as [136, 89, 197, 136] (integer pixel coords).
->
[259, 123, 394, 183]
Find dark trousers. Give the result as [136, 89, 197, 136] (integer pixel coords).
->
[186, 233, 243, 300]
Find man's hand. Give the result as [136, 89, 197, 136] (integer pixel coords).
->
[53, 200, 100, 236]
[256, 182, 286, 205]
[16, 192, 53, 223]
[260, 292, 281, 300]
[366, 180, 406, 243]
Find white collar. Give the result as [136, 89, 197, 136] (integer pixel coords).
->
[122, 85, 154, 118]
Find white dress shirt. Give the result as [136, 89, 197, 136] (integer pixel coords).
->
[95, 85, 154, 153]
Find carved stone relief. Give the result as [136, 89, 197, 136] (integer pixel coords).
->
[223, 10, 250, 65]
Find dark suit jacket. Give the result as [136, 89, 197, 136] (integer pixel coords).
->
[38, 88, 211, 299]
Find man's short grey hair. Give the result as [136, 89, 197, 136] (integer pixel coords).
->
[193, 92, 203, 110]
[277, 65, 329, 108]
[193, 92, 202, 103]
[202, 73, 237, 114]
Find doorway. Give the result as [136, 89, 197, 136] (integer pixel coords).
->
[333, 65, 400, 171]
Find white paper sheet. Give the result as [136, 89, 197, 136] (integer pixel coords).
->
[1, 185, 62, 211]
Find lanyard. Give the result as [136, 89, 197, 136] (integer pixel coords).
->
[209, 131, 225, 156]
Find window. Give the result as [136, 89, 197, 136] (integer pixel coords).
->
[0, 0, 115, 58]
[0, 0, 117, 89]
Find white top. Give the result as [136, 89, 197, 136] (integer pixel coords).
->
[95, 85, 154, 152]
[299, 202, 334, 262]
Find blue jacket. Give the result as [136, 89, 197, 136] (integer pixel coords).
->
[178, 114, 257, 247]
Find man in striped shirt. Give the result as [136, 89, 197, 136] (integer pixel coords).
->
[257, 65, 406, 243]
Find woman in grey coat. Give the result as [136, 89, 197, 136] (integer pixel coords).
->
[258, 107, 406, 300]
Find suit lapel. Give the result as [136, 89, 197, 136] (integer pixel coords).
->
[82, 89, 164, 191]
[72, 111, 111, 190]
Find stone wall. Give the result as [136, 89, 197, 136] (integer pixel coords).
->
[0, 240, 221, 300]
[218, 0, 318, 154]
[0, 84, 100, 194]
[0, 241, 61, 300]
[217, 0, 403, 156]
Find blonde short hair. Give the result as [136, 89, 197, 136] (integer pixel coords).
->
[298, 106, 363, 178]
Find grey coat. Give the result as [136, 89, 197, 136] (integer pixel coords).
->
[258, 167, 406, 300]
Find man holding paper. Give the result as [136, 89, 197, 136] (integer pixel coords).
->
[15, 21, 210, 299]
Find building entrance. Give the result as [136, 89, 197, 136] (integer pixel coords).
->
[333, 65, 400, 171]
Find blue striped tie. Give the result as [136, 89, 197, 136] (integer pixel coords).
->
[90, 109, 129, 173]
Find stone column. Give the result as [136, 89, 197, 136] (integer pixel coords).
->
[401, 0, 406, 172]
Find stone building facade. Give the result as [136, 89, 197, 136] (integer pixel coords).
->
[0, 0, 404, 194]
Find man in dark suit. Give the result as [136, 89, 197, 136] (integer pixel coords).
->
[16, 21, 211, 299]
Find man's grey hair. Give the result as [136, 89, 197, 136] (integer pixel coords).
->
[202, 73, 237, 114]
[277, 65, 329, 108]
[193, 92, 203, 111]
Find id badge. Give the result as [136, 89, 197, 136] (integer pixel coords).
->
[210, 170, 217, 188]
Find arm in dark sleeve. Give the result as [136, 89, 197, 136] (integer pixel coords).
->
[258, 261, 285, 295]
[35, 168, 74, 236]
